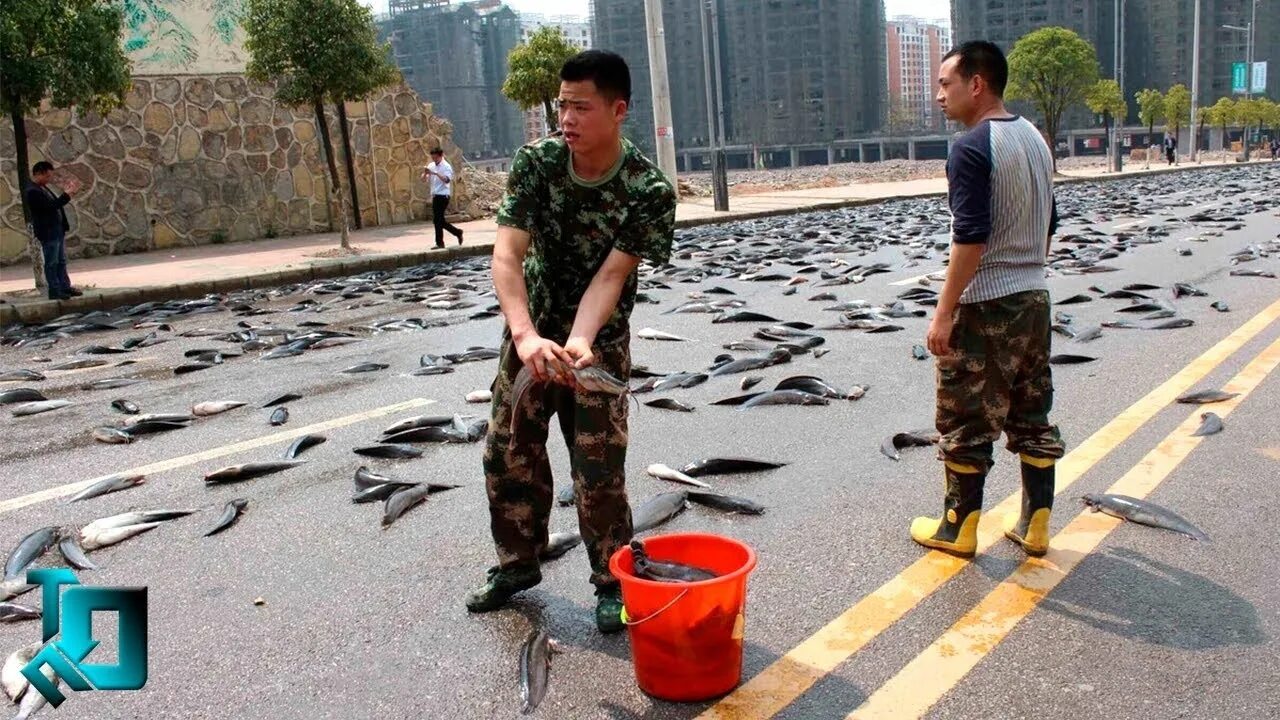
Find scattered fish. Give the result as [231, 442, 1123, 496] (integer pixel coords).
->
[204, 499, 250, 536]
[680, 458, 786, 477]
[10, 399, 74, 417]
[263, 393, 301, 407]
[1049, 354, 1097, 365]
[632, 491, 689, 533]
[1082, 493, 1210, 541]
[1176, 389, 1239, 404]
[0, 602, 40, 624]
[382, 484, 432, 527]
[58, 535, 97, 571]
[110, 398, 140, 414]
[0, 388, 45, 405]
[879, 429, 940, 460]
[646, 463, 711, 489]
[687, 491, 765, 515]
[353, 444, 424, 459]
[643, 398, 695, 412]
[193, 400, 247, 416]
[519, 629, 561, 715]
[285, 434, 326, 459]
[68, 473, 146, 502]
[540, 532, 582, 560]
[92, 426, 134, 444]
[339, 362, 390, 374]
[1191, 412, 1224, 437]
[4, 527, 59, 581]
[204, 460, 305, 484]
[638, 327, 691, 342]
[466, 390, 493, 403]
[740, 376, 763, 390]
[630, 540, 717, 582]
[269, 406, 289, 425]
[738, 390, 830, 410]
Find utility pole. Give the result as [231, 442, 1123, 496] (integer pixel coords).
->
[643, 0, 678, 185]
[1190, 0, 1201, 162]
[1112, 0, 1126, 172]
[699, 0, 728, 210]
[1223, 0, 1258, 161]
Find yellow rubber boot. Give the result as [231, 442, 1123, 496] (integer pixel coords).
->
[910, 462, 985, 558]
[1005, 455, 1055, 557]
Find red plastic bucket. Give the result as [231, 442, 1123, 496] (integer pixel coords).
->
[609, 533, 758, 701]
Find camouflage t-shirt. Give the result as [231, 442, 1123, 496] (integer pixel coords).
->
[496, 135, 676, 347]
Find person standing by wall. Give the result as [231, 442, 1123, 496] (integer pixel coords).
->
[24, 161, 83, 300]
[421, 148, 464, 248]
[1164, 133, 1177, 165]
[913, 41, 1066, 559]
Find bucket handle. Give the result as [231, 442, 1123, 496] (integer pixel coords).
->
[623, 589, 690, 627]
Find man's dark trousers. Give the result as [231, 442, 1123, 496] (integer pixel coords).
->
[40, 227, 72, 298]
[432, 195, 462, 247]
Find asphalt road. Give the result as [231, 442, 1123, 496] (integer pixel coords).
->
[2, 163, 1278, 720]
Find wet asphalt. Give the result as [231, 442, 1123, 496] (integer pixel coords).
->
[1, 164, 1279, 719]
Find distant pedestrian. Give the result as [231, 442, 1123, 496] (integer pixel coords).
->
[24, 161, 83, 300]
[422, 148, 463, 248]
[1270, 137, 1278, 161]
[1164, 134, 1177, 165]
[919, 40, 1065, 559]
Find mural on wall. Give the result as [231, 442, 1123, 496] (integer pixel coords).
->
[121, 0, 248, 75]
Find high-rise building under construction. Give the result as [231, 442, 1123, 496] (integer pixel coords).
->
[590, 0, 886, 158]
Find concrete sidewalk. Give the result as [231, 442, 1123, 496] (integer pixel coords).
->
[0, 156, 1260, 325]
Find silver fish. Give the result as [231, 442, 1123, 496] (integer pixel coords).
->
[382, 484, 432, 528]
[638, 327, 691, 342]
[687, 491, 766, 515]
[68, 473, 146, 503]
[79, 521, 161, 551]
[1082, 493, 1210, 540]
[0, 388, 46, 405]
[93, 426, 134, 444]
[1191, 412, 1224, 437]
[540, 532, 582, 560]
[58, 535, 98, 571]
[4, 527, 59, 581]
[0, 602, 40, 624]
[269, 406, 289, 425]
[193, 400, 247, 416]
[646, 463, 711, 489]
[3, 643, 40, 702]
[632, 491, 689, 533]
[110, 398, 140, 414]
[382, 414, 454, 436]
[204, 499, 249, 536]
[204, 460, 305, 484]
[737, 390, 830, 410]
[10, 399, 74, 417]
[519, 629, 561, 714]
[285, 434, 326, 459]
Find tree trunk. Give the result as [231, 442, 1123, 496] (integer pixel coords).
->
[1146, 122, 1154, 168]
[543, 99, 557, 133]
[1102, 114, 1111, 172]
[313, 97, 350, 249]
[9, 101, 45, 291]
[335, 101, 362, 230]
[1196, 119, 1205, 163]
[1221, 122, 1228, 151]
[1046, 115, 1060, 174]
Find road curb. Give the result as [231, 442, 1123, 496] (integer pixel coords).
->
[0, 161, 1261, 326]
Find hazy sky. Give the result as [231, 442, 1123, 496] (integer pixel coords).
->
[364, 0, 952, 23]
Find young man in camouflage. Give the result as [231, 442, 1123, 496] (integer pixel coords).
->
[465, 50, 677, 632]
[912, 41, 1066, 558]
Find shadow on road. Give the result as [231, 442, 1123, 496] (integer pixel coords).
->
[1042, 546, 1265, 650]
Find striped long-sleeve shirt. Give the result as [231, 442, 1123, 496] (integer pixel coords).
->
[947, 115, 1058, 304]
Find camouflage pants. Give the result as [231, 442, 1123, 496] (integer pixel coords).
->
[936, 290, 1066, 474]
[482, 337, 633, 588]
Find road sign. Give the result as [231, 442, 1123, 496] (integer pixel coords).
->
[1232, 62, 1248, 94]
[1252, 61, 1268, 94]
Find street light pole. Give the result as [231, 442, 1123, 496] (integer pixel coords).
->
[1112, 0, 1125, 172]
[1190, 0, 1201, 162]
[699, 0, 728, 210]
[643, 0, 679, 185]
[1223, 1, 1258, 160]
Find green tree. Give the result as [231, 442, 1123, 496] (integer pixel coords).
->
[243, 0, 399, 249]
[1006, 27, 1100, 172]
[1085, 79, 1126, 166]
[1135, 88, 1164, 167]
[1163, 83, 1191, 138]
[1, 0, 132, 289]
[502, 26, 579, 133]
[1203, 97, 1237, 151]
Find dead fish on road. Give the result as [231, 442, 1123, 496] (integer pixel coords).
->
[82, 377, 144, 391]
[79, 509, 195, 550]
[353, 480, 420, 503]
[880, 429, 940, 461]
[638, 327, 691, 342]
[1191, 412, 1224, 437]
[382, 483, 443, 528]
[111, 398, 140, 414]
[1049, 354, 1097, 365]
[630, 541, 717, 582]
[353, 443, 424, 459]
[1146, 317, 1194, 329]
[1210, 301, 1230, 312]
[204, 460, 305, 484]
[193, 400, 247, 416]
[0, 388, 46, 405]
[3, 642, 41, 701]
[740, 376, 763, 390]
[269, 406, 289, 425]
[709, 392, 763, 406]
[519, 629, 562, 715]
[4, 527, 59, 581]
[466, 390, 493, 403]
[0, 602, 40, 623]
[382, 414, 453, 435]
[48, 358, 108, 371]
[633, 491, 689, 533]
[11, 399, 74, 417]
[354, 466, 394, 490]
[646, 463, 711, 489]
[1081, 493, 1210, 540]
[737, 390, 830, 410]
[204, 499, 249, 536]
[1176, 389, 1239, 404]
[687, 491, 765, 515]
[774, 375, 857, 400]
[1055, 294, 1093, 305]
[262, 393, 301, 407]
[174, 361, 216, 375]
[93, 426, 134, 444]
[913, 344, 929, 360]
[644, 398, 695, 412]
[0, 369, 45, 382]
[540, 532, 582, 560]
[68, 473, 146, 502]
[680, 458, 787, 477]
[411, 365, 455, 376]
[339, 362, 390, 374]
[285, 434, 326, 459]
[58, 535, 98, 571]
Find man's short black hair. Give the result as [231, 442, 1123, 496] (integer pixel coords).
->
[560, 50, 631, 106]
[32, 161, 54, 175]
[942, 41, 1008, 98]
[430, 147, 443, 155]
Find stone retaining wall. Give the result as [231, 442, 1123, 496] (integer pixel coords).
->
[0, 77, 478, 266]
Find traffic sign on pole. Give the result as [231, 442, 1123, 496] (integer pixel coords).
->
[1251, 61, 1267, 94]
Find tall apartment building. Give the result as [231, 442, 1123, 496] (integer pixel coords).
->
[886, 17, 952, 132]
[591, 0, 886, 156]
[518, 14, 593, 142]
[381, 0, 525, 156]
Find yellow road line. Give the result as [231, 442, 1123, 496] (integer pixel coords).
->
[0, 397, 434, 515]
[848, 335, 1280, 720]
[698, 295, 1280, 720]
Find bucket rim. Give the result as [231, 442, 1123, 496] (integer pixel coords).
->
[610, 532, 758, 590]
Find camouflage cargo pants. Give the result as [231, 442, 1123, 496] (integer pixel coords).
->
[483, 337, 633, 588]
[936, 289, 1066, 474]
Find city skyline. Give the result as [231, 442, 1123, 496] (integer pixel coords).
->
[365, 0, 952, 22]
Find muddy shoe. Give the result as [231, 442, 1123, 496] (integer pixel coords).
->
[595, 585, 625, 634]
[465, 565, 541, 612]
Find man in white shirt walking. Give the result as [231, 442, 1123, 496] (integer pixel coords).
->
[422, 147, 464, 248]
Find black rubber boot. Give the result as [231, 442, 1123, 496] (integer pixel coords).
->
[594, 584, 625, 634]
[1005, 455, 1055, 556]
[464, 564, 542, 612]
[910, 461, 986, 557]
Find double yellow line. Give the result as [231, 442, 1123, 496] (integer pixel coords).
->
[702, 295, 1280, 720]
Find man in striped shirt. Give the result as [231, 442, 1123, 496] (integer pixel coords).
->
[910, 41, 1066, 559]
